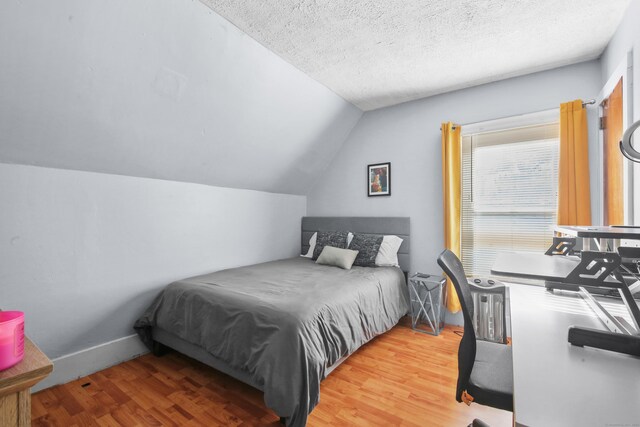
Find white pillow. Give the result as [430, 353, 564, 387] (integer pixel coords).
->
[315, 246, 359, 270]
[375, 235, 404, 267]
[301, 232, 317, 258]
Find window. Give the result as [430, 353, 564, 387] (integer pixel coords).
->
[461, 119, 560, 277]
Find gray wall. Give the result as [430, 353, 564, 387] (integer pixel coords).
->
[601, 0, 639, 119]
[0, 0, 344, 362]
[0, 0, 362, 195]
[307, 61, 603, 321]
[0, 163, 306, 359]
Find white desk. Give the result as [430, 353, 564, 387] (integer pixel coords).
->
[508, 284, 640, 427]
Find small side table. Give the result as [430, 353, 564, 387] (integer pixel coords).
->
[0, 337, 53, 427]
[408, 273, 446, 335]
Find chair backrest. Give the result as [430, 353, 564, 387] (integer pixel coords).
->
[437, 249, 476, 403]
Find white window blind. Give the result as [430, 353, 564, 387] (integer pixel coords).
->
[461, 122, 560, 277]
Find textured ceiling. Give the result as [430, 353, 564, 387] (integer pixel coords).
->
[200, 0, 630, 111]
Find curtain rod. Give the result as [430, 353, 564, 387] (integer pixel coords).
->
[440, 99, 597, 131]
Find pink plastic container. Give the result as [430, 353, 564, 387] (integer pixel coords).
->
[0, 311, 25, 371]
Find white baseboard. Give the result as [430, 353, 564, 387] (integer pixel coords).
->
[34, 334, 149, 392]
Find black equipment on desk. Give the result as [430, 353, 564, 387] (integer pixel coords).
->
[568, 327, 640, 357]
[468, 278, 508, 344]
[541, 249, 640, 357]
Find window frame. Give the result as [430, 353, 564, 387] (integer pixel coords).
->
[460, 110, 560, 278]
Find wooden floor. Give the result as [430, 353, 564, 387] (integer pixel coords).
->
[32, 322, 511, 426]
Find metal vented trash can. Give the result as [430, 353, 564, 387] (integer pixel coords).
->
[408, 273, 446, 335]
[468, 278, 507, 344]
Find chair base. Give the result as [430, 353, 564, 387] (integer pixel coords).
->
[469, 419, 491, 427]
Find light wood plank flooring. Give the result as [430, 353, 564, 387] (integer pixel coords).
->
[32, 322, 511, 426]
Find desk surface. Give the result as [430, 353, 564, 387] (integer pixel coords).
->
[491, 252, 580, 281]
[508, 284, 640, 427]
[556, 225, 640, 239]
[0, 337, 52, 397]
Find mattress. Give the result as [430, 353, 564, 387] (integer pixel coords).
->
[134, 257, 409, 427]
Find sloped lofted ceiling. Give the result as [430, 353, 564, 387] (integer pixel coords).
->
[200, 0, 631, 111]
[0, 0, 362, 196]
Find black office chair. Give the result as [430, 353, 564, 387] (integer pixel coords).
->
[437, 249, 514, 414]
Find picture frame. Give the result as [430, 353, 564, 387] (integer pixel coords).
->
[368, 162, 391, 197]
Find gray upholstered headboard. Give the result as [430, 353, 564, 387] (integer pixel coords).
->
[301, 216, 410, 273]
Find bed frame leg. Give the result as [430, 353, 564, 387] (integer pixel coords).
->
[152, 341, 169, 357]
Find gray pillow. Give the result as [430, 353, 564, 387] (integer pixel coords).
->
[316, 246, 359, 270]
[349, 233, 384, 267]
[312, 231, 349, 260]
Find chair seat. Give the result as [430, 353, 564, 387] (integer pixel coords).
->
[467, 340, 514, 412]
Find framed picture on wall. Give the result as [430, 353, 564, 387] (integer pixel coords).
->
[368, 162, 391, 197]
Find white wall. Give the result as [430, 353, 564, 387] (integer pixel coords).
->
[0, 0, 362, 195]
[0, 163, 306, 361]
[602, 0, 640, 121]
[601, 0, 640, 223]
[307, 61, 602, 321]
[0, 0, 331, 386]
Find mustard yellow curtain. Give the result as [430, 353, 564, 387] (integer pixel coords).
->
[442, 122, 462, 313]
[558, 100, 592, 225]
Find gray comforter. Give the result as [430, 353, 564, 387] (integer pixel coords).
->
[134, 257, 408, 426]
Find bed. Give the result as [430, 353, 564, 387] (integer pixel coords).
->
[134, 216, 410, 427]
